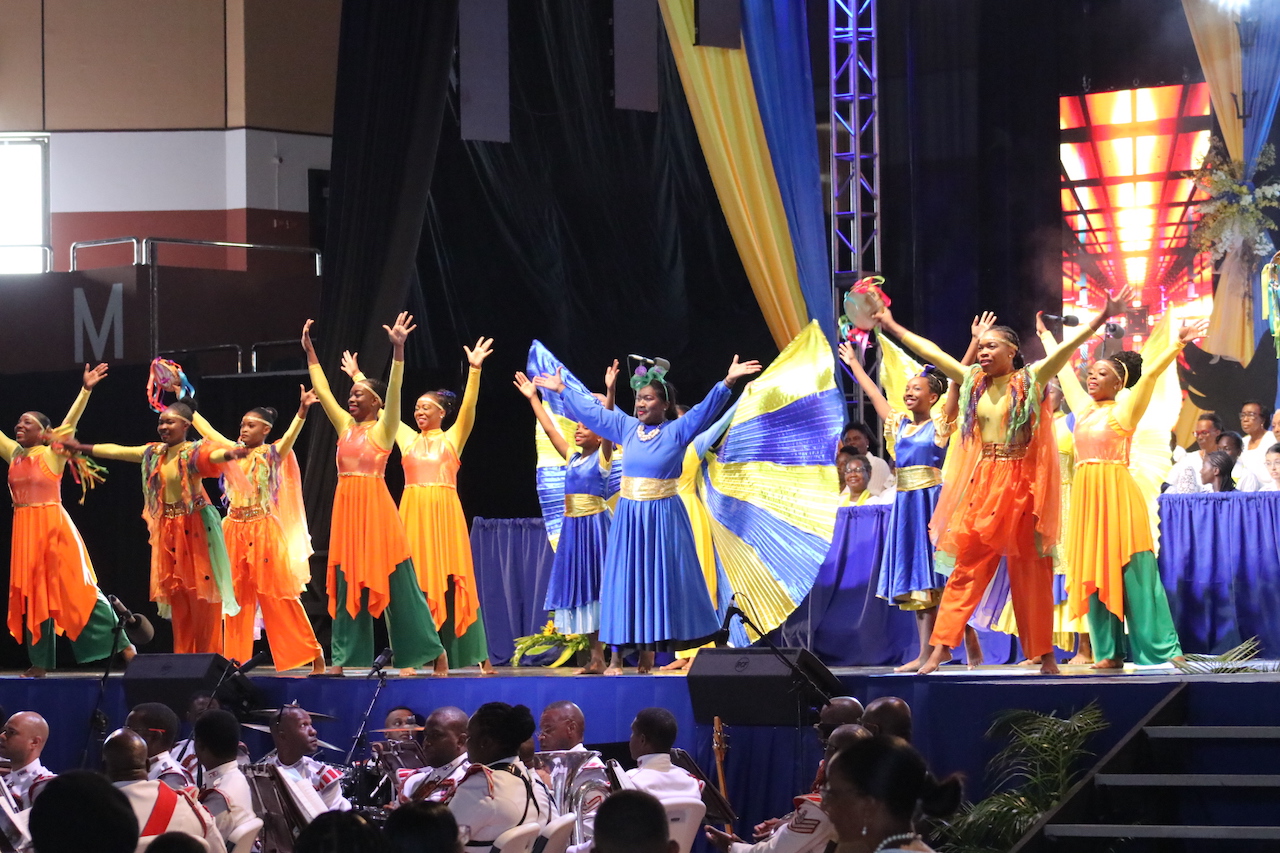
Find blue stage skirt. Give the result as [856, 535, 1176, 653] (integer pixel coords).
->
[876, 484, 947, 605]
[544, 511, 611, 619]
[599, 495, 721, 647]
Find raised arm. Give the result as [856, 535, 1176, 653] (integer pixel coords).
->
[837, 342, 891, 421]
[535, 369, 633, 446]
[373, 312, 414, 450]
[1036, 286, 1131, 383]
[601, 359, 619, 463]
[62, 363, 108, 428]
[191, 411, 234, 446]
[1036, 313, 1090, 414]
[874, 307, 966, 382]
[274, 386, 317, 457]
[302, 320, 354, 431]
[446, 336, 491, 454]
[943, 312, 995, 422]
[1114, 320, 1206, 433]
[514, 372, 571, 460]
[0, 431, 16, 463]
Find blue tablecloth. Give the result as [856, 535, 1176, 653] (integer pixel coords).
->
[1158, 491, 1280, 655]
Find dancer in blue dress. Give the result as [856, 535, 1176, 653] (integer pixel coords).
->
[513, 363, 618, 674]
[534, 354, 761, 673]
[840, 312, 992, 671]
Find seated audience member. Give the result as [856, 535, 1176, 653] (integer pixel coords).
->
[840, 423, 892, 497]
[102, 727, 224, 853]
[1263, 444, 1280, 492]
[808, 696, 866, 792]
[294, 811, 388, 853]
[385, 801, 462, 853]
[193, 709, 254, 843]
[820, 737, 962, 853]
[266, 703, 352, 812]
[861, 697, 913, 742]
[145, 834, 206, 853]
[627, 708, 703, 801]
[169, 692, 216, 782]
[400, 706, 471, 803]
[1237, 401, 1273, 482]
[705, 724, 870, 853]
[1272, 410, 1280, 446]
[594, 790, 677, 853]
[840, 455, 882, 507]
[1202, 450, 1238, 493]
[127, 703, 196, 793]
[1166, 414, 1236, 493]
[539, 700, 608, 839]
[1215, 432, 1262, 491]
[381, 706, 424, 745]
[0, 711, 55, 808]
[29, 770, 139, 853]
[449, 703, 549, 846]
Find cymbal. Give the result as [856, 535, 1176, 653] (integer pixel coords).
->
[370, 726, 425, 734]
[240, 722, 341, 752]
[246, 708, 336, 722]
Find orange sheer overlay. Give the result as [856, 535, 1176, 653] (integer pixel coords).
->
[328, 474, 411, 620]
[7, 453, 99, 644]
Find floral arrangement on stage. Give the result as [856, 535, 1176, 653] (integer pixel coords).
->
[512, 619, 592, 667]
[1191, 138, 1280, 261]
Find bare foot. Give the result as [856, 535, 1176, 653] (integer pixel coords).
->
[637, 651, 656, 674]
[1170, 655, 1186, 664]
[121, 645, 138, 664]
[1068, 652, 1093, 666]
[894, 658, 926, 673]
[1090, 658, 1123, 670]
[432, 652, 449, 677]
[604, 662, 623, 676]
[964, 630, 984, 668]
[21, 666, 47, 678]
[917, 646, 952, 675]
[398, 667, 419, 677]
[324, 665, 345, 677]
[310, 654, 326, 676]
[478, 660, 497, 675]
[1039, 654, 1060, 675]
[660, 658, 692, 671]
[1017, 658, 1038, 666]
[576, 659, 607, 675]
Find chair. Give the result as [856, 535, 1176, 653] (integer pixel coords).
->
[532, 813, 577, 853]
[663, 798, 707, 853]
[228, 816, 264, 853]
[491, 821, 543, 853]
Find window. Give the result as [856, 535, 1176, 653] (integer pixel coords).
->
[0, 135, 50, 274]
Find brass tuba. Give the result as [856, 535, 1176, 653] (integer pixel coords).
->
[533, 750, 611, 844]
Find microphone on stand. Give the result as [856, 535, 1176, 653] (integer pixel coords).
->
[235, 650, 274, 676]
[1040, 314, 1080, 327]
[108, 595, 154, 645]
[628, 354, 672, 372]
[369, 648, 394, 678]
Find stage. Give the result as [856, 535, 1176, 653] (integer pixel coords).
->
[7, 660, 1280, 835]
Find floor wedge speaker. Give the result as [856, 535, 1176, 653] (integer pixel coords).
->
[686, 648, 845, 726]
[123, 653, 262, 719]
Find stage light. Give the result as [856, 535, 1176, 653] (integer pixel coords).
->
[0, 138, 46, 275]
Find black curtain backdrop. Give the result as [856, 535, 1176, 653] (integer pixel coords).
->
[302, 0, 461, 545]
[410, 1, 775, 521]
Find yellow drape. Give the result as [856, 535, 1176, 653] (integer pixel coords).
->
[1182, 0, 1244, 161]
[1205, 243, 1256, 365]
[657, 0, 808, 349]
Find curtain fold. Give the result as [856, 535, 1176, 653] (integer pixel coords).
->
[1205, 243, 1257, 365]
[1182, 0, 1244, 161]
[1157, 492, 1280, 654]
[470, 517, 557, 666]
[1241, 4, 1280, 177]
[740, 0, 836, 343]
[657, 0, 809, 349]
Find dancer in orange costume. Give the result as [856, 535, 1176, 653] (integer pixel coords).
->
[303, 313, 445, 676]
[874, 286, 1132, 674]
[66, 400, 246, 654]
[189, 386, 326, 674]
[3, 364, 132, 677]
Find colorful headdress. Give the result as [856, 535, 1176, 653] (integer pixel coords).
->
[838, 276, 891, 350]
[147, 358, 194, 412]
[628, 354, 671, 391]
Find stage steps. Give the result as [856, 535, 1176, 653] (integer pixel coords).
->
[1013, 681, 1280, 852]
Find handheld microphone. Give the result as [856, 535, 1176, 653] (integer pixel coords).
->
[1041, 314, 1080, 327]
[369, 647, 394, 677]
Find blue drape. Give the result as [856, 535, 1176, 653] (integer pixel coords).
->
[1242, 5, 1280, 178]
[471, 517, 557, 665]
[741, 0, 835, 343]
[1158, 492, 1280, 654]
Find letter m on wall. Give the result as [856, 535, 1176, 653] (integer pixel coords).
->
[74, 282, 124, 362]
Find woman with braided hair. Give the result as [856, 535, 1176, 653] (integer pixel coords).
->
[1053, 319, 1205, 668]
[874, 286, 1132, 674]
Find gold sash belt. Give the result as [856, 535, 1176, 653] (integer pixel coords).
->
[404, 482, 457, 490]
[12, 501, 57, 509]
[162, 497, 207, 518]
[338, 471, 384, 478]
[896, 465, 942, 491]
[620, 476, 678, 501]
[1074, 458, 1127, 466]
[981, 443, 1028, 461]
[228, 505, 269, 521]
[565, 494, 607, 517]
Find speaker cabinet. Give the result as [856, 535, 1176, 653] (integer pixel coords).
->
[122, 653, 262, 719]
[686, 647, 845, 726]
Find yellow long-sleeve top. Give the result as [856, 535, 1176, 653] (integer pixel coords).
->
[393, 367, 481, 458]
[1, 387, 93, 476]
[1053, 339, 1185, 449]
[899, 322, 1099, 445]
[309, 358, 404, 463]
[91, 440, 234, 504]
[192, 412, 306, 508]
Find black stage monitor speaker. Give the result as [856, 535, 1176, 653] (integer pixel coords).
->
[123, 653, 262, 720]
[686, 648, 845, 726]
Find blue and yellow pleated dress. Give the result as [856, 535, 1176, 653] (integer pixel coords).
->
[543, 448, 612, 634]
[877, 413, 951, 608]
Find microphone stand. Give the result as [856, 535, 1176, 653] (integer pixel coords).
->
[345, 665, 389, 766]
[726, 605, 833, 709]
[80, 607, 129, 768]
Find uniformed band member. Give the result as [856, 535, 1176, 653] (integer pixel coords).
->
[127, 703, 196, 795]
[401, 706, 471, 803]
[538, 700, 608, 837]
[194, 709, 255, 843]
[0, 711, 55, 809]
[626, 708, 701, 801]
[448, 703, 548, 846]
[265, 703, 352, 812]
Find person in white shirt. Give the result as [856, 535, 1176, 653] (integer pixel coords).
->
[704, 724, 870, 853]
[626, 708, 702, 802]
[401, 706, 472, 803]
[127, 703, 196, 794]
[193, 709, 255, 844]
[448, 702, 547, 847]
[840, 423, 892, 497]
[0, 711, 55, 809]
[103, 727, 224, 853]
[1236, 401, 1273, 483]
[538, 701, 608, 839]
[1262, 444, 1280, 492]
[1216, 432, 1264, 491]
[169, 691, 218, 783]
[1164, 414, 1222, 491]
[265, 704, 351, 812]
